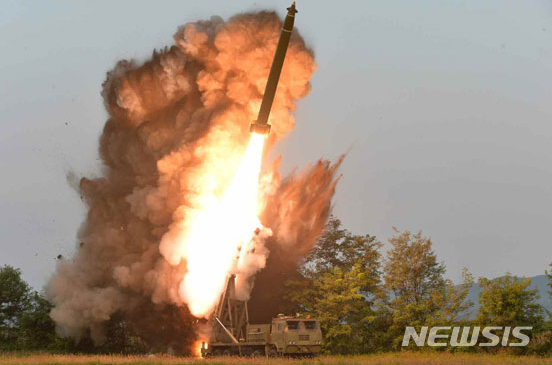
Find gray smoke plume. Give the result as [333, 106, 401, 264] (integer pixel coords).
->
[46, 10, 341, 350]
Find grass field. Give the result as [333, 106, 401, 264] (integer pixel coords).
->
[1, 353, 551, 365]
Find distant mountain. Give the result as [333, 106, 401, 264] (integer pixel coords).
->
[462, 275, 551, 319]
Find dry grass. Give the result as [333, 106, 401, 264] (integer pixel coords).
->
[0, 353, 551, 365]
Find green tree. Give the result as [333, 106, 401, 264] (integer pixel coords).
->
[285, 217, 386, 353]
[0, 265, 32, 349]
[476, 274, 546, 353]
[17, 291, 72, 351]
[546, 262, 552, 298]
[383, 229, 473, 349]
[476, 274, 545, 330]
[312, 264, 377, 353]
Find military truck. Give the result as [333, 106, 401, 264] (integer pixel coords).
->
[200, 276, 322, 357]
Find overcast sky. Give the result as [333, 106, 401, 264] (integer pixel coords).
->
[1, 0, 551, 290]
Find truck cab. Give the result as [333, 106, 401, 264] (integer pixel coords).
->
[270, 315, 322, 356]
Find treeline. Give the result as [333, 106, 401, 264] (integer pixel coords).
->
[0, 265, 68, 352]
[282, 217, 552, 355]
[0, 266, 147, 354]
[1, 217, 551, 355]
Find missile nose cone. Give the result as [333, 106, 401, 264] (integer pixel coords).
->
[287, 1, 298, 14]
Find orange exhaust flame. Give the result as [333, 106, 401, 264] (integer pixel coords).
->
[177, 134, 267, 318]
[192, 339, 208, 358]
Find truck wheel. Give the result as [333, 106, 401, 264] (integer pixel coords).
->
[222, 349, 232, 357]
[268, 348, 278, 358]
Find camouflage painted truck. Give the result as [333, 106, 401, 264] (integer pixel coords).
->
[200, 276, 323, 357]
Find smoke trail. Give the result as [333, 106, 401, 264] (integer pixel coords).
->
[46, 10, 341, 349]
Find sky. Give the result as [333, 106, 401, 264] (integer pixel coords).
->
[0, 0, 551, 290]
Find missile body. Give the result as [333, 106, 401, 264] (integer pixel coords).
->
[250, 2, 297, 135]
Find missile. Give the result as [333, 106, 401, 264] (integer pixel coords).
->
[250, 1, 297, 135]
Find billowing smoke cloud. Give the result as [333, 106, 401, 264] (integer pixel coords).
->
[46, 10, 341, 349]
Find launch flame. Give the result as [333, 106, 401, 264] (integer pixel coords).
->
[169, 134, 267, 317]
